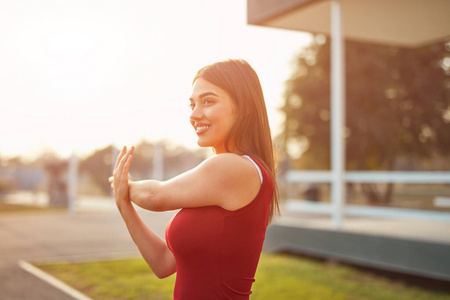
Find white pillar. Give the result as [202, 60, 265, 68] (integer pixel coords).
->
[67, 154, 78, 216]
[330, 0, 346, 229]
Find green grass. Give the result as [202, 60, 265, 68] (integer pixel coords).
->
[37, 258, 175, 300]
[35, 253, 450, 300]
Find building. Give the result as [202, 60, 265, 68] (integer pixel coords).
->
[247, 0, 450, 281]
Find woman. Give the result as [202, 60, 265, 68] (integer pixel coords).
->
[111, 59, 280, 299]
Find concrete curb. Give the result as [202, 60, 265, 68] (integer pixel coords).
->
[18, 260, 93, 300]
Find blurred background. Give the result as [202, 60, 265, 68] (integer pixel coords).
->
[1, 0, 449, 217]
[0, 0, 309, 202]
[0, 0, 310, 203]
[1, 0, 450, 298]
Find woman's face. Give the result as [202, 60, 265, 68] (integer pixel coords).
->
[189, 78, 238, 154]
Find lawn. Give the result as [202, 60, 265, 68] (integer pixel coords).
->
[35, 253, 450, 300]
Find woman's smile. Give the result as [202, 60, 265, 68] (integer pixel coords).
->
[195, 124, 211, 135]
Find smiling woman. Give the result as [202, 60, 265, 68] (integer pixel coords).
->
[111, 59, 280, 299]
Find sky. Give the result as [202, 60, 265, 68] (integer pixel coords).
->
[0, 0, 312, 159]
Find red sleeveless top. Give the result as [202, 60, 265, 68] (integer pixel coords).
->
[165, 156, 273, 299]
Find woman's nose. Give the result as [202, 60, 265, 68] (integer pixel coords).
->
[190, 105, 203, 121]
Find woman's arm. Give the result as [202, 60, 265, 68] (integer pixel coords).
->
[117, 201, 176, 278]
[129, 153, 261, 212]
[112, 146, 176, 278]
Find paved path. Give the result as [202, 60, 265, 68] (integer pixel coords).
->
[0, 208, 176, 300]
[277, 203, 450, 245]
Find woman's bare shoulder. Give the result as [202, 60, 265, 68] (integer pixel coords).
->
[199, 153, 261, 210]
[200, 153, 256, 175]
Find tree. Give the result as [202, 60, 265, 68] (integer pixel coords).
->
[79, 145, 116, 195]
[281, 35, 450, 203]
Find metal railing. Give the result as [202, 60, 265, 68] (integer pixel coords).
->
[285, 170, 450, 225]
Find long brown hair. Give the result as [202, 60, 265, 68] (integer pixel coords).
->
[193, 59, 280, 223]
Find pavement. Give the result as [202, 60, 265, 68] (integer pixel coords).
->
[0, 198, 177, 300]
[278, 201, 450, 245]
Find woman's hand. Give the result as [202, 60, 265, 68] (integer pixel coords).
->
[111, 146, 134, 208]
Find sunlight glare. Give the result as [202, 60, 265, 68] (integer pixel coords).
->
[0, 0, 310, 159]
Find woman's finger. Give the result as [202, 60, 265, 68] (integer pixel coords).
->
[113, 146, 127, 173]
[113, 146, 134, 191]
[116, 146, 127, 164]
[122, 152, 133, 177]
[117, 146, 134, 175]
[111, 147, 134, 202]
[120, 147, 134, 178]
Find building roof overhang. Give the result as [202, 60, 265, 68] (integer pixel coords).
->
[247, 0, 450, 47]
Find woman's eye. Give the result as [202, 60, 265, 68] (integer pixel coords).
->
[189, 99, 213, 110]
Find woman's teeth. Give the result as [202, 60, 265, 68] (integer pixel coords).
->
[196, 126, 210, 133]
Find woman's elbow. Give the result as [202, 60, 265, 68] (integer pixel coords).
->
[155, 270, 174, 279]
[129, 182, 162, 211]
[153, 265, 176, 279]
[133, 192, 163, 211]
